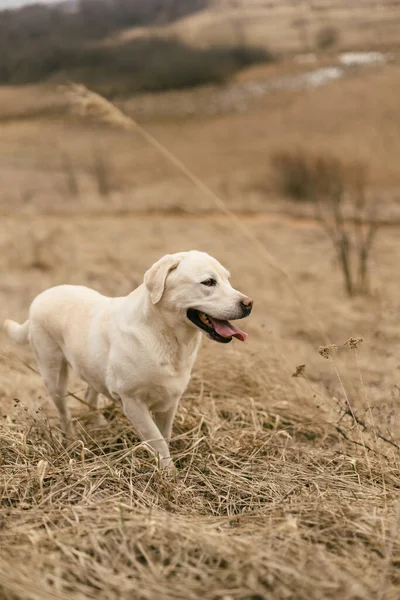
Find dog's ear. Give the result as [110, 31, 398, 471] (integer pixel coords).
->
[144, 254, 181, 304]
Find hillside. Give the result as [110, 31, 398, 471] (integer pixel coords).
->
[107, 0, 400, 53]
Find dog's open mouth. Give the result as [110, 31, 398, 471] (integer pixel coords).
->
[187, 308, 248, 343]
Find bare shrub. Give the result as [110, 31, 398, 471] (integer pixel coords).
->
[292, 17, 311, 52]
[315, 25, 339, 51]
[92, 146, 112, 198]
[26, 228, 61, 271]
[271, 150, 345, 202]
[315, 160, 378, 296]
[61, 151, 80, 198]
[271, 151, 379, 296]
[272, 150, 337, 201]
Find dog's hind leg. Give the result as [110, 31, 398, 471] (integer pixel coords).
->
[31, 332, 75, 437]
[153, 404, 177, 445]
[84, 386, 106, 427]
[85, 386, 98, 411]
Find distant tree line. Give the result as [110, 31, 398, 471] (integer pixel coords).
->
[0, 0, 273, 95]
[0, 0, 208, 83]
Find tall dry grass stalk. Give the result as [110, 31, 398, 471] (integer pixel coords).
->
[92, 145, 113, 198]
[60, 150, 80, 198]
[62, 83, 329, 342]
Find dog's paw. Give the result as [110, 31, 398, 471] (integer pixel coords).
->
[160, 461, 178, 481]
[62, 421, 78, 440]
[87, 413, 109, 429]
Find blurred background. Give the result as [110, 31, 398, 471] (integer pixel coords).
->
[1, 0, 400, 432]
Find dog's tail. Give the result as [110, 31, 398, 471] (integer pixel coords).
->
[3, 319, 30, 345]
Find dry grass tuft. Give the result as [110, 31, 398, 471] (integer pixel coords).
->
[0, 348, 399, 599]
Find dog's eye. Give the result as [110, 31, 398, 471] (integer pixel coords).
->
[201, 278, 216, 287]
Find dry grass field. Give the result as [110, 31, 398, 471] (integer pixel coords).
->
[1, 3, 400, 599]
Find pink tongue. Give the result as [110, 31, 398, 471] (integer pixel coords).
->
[209, 317, 248, 342]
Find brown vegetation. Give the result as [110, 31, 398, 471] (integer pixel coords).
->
[271, 152, 379, 296]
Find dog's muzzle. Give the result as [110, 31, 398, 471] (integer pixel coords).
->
[240, 297, 253, 317]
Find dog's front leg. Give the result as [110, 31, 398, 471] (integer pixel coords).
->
[122, 397, 172, 469]
[153, 404, 178, 444]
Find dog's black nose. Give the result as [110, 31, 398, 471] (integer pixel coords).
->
[240, 297, 253, 315]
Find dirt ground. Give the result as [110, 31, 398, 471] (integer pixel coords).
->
[0, 41, 400, 600]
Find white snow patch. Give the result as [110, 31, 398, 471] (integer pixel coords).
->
[290, 67, 344, 89]
[339, 52, 387, 66]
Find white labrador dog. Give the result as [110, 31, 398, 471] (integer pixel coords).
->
[4, 251, 252, 469]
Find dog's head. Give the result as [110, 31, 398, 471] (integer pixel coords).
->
[144, 251, 253, 343]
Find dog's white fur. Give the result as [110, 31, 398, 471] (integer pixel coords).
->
[4, 251, 252, 468]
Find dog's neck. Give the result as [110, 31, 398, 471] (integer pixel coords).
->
[121, 287, 202, 372]
[145, 297, 202, 369]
